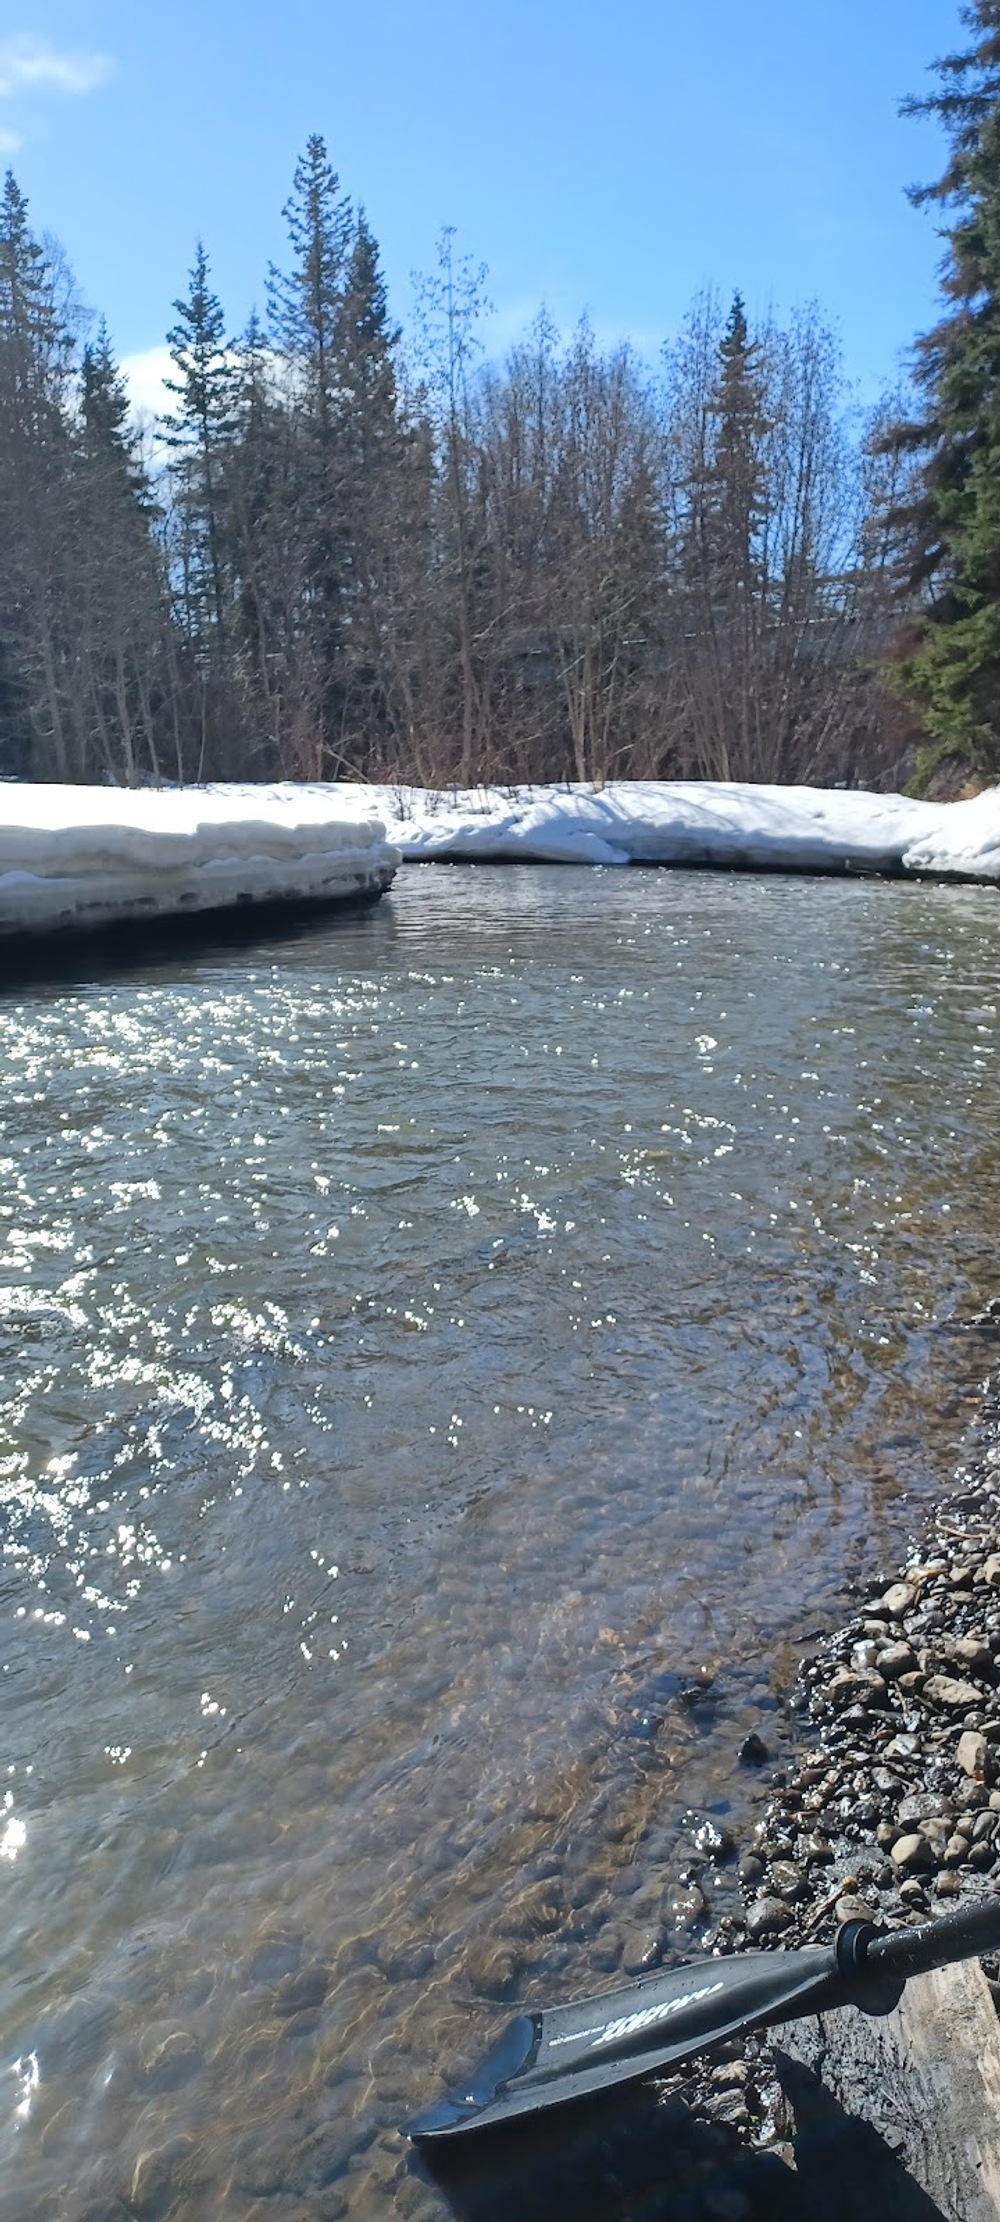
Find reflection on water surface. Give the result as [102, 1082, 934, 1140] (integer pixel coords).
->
[1, 864, 998, 2219]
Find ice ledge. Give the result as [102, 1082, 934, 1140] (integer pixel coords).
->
[0, 784, 398, 938]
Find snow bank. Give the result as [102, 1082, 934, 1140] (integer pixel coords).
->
[2, 779, 998, 942]
[0, 784, 398, 938]
[358, 779, 1000, 881]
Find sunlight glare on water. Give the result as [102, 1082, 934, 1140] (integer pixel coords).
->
[0, 863, 998, 2219]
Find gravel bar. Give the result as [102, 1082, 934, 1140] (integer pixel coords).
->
[649, 1337, 1000, 2158]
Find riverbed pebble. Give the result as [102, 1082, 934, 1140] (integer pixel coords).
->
[745, 1895, 793, 1939]
[922, 1673, 985, 1711]
[890, 1832, 935, 1872]
[882, 1582, 917, 1618]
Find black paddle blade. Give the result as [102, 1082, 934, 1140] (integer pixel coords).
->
[408, 1939, 851, 2141]
[408, 1891, 1000, 2142]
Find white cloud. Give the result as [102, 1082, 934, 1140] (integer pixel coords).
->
[0, 36, 114, 103]
[121, 346, 175, 425]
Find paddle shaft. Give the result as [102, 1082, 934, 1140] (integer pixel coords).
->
[865, 1893, 1000, 1985]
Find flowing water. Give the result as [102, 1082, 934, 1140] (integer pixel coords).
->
[1, 863, 999, 2220]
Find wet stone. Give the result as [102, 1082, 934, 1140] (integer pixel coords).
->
[663, 1881, 708, 1931]
[835, 1894, 877, 1922]
[504, 1880, 564, 1935]
[951, 1634, 994, 1673]
[890, 1832, 935, 1873]
[377, 1939, 435, 1983]
[608, 1864, 644, 1898]
[130, 2136, 197, 2218]
[958, 1729, 992, 1782]
[701, 2087, 750, 2129]
[826, 1669, 869, 1711]
[273, 1962, 330, 2016]
[877, 1642, 916, 1679]
[248, 1939, 301, 1985]
[767, 1861, 809, 1902]
[590, 1925, 624, 1973]
[622, 1927, 665, 1975]
[465, 1943, 522, 1998]
[751, 1826, 794, 1861]
[885, 1733, 921, 1759]
[709, 2060, 750, 2090]
[924, 1674, 985, 1711]
[138, 2030, 202, 2094]
[745, 1896, 793, 1940]
[691, 1819, 737, 1862]
[898, 1791, 954, 1827]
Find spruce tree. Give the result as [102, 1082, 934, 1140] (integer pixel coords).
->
[265, 137, 364, 771]
[886, 2, 1000, 768]
[268, 135, 352, 437]
[74, 325, 168, 781]
[0, 171, 77, 775]
[163, 242, 236, 661]
[709, 294, 768, 598]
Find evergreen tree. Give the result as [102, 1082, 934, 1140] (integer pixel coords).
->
[708, 294, 768, 596]
[163, 242, 236, 661]
[80, 323, 145, 487]
[884, 2, 1000, 768]
[268, 134, 352, 436]
[0, 170, 77, 775]
[73, 324, 168, 781]
[338, 212, 399, 465]
[224, 307, 300, 771]
[675, 293, 771, 780]
[335, 212, 409, 759]
[264, 139, 359, 770]
[413, 229, 492, 781]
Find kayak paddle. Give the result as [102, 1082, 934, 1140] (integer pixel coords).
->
[408, 1893, 1000, 2141]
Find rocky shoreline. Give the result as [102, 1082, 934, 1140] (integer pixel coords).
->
[653, 1355, 1000, 2156]
[732, 1361, 1000, 1952]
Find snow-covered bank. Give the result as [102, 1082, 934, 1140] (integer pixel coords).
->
[2, 779, 999, 940]
[361, 778, 1000, 879]
[0, 785, 398, 938]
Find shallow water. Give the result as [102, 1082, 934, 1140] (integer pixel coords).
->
[1, 863, 999, 2219]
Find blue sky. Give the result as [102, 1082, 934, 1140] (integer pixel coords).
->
[0, 3, 962, 415]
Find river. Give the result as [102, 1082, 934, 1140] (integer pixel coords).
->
[1, 863, 998, 2219]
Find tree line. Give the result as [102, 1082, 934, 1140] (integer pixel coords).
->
[3, 7, 1000, 794]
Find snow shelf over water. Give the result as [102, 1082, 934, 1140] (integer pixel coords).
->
[0, 784, 399, 939]
[362, 778, 1000, 880]
[2, 779, 999, 940]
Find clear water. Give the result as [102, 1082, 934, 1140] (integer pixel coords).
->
[1, 864, 998, 2219]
